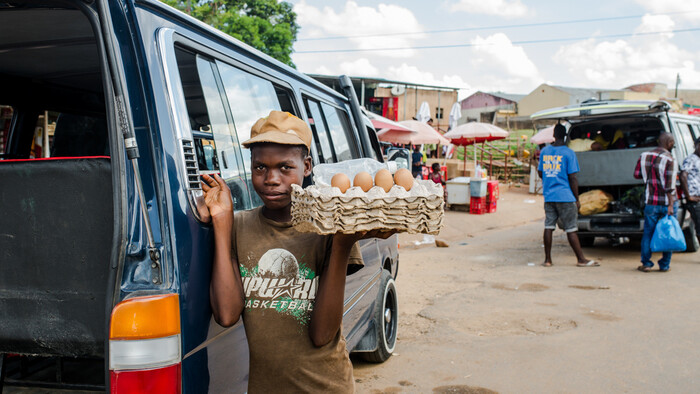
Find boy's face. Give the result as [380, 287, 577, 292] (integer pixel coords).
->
[250, 144, 312, 211]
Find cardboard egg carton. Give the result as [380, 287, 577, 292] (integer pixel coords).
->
[291, 180, 445, 235]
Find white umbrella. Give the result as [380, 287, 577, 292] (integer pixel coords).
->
[416, 101, 431, 123]
[530, 126, 555, 145]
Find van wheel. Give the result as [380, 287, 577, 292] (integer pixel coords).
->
[579, 235, 595, 247]
[683, 219, 699, 253]
[362, 270, 398, 363]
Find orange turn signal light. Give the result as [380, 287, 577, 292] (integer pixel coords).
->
[110, 294, 180, 340]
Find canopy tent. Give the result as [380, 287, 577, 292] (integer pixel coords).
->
[443, 122, 510, 176]
[364, 111, 413, 132]
[377, 120, 450, 145]
[530, 125, 555, 145]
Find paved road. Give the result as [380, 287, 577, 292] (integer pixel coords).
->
[352, 188, 700, 393]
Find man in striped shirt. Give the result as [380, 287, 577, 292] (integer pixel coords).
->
[633, 132, 678, 272]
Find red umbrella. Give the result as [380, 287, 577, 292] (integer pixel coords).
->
[364, 111, 413, 132]
[377, 120, 450, 145]
[443, 122, 509, 145]
[443, 122, 509, 176]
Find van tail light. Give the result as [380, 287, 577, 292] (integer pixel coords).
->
[109, 294, 181, 394]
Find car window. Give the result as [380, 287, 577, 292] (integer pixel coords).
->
[175, 46, 252, 210]
[320, 102, 357, 161]
[216, 61, 282, 175]
[304, 98, 334, 163]
[675, 121, 694, 157]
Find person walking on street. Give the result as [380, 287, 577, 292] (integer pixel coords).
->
[538, 124, 598, 267]
[680, 138, 700, 247]
[633, 132, 678, 273]
[411, 145, 423, 179]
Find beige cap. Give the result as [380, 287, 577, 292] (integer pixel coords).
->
[241, 111, 312, 149]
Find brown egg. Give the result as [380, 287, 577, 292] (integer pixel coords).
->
[353, 171, 373, 192]
[374, 168, 394, 192]
[331, 173, 351, 193]
[393, 168, 414, 191]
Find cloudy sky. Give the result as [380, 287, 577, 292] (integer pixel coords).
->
[288, 0, 700, 99]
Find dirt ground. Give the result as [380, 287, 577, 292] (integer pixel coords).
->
[351, 186, 700, 394]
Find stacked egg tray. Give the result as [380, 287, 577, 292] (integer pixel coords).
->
[291, 180, 445, 235]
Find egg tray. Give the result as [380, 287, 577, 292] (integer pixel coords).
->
[291, 180, 445, 235]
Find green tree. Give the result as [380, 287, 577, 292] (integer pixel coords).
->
[161, 0, 299, 67]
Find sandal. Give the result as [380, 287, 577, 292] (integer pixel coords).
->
[637, 265, 653, 272]
[577, 260, 600, 267]
[542, 261, 553, 267]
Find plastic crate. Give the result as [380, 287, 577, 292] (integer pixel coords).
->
[470, 196, 487, 214]
[487, 180, 499, 202]
[470, 179, 487, 197]
[487, 200, 497, 213]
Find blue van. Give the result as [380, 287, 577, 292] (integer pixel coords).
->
[0, 1, 399, 392]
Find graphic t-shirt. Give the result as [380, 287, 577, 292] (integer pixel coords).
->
[232, 207, 363, 393]
[538, 144, 580, 202]
[682, 153, 700, 197]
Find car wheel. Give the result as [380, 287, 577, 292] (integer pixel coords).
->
[361, 270, 398, 363]
[579, 235, 595, 247]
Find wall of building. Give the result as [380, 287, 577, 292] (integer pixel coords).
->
[517, 84, 572, 117]
[374, 87, 458, 130]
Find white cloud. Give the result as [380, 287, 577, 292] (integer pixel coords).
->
[554, 17, 700, 88]
[635, 0, 700, 22]
[470, 33, 542, 84]
[386, 63, 473, 99]
[313, 65, 333, 75]
[448, 0, 529, 18]
[294, 1, 424, 58]
[635, 14, 675, 38]
[338, 58, 379, 77]
[387, 63, 471, 90]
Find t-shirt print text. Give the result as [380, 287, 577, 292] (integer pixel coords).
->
[241, 248, 318, 317]
[541, 154, 563, 175]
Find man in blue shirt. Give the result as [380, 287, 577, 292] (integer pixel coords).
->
[538, 124, 598, 267]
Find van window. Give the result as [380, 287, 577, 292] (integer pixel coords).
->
[175, 46, 251, 210]
[675, 121, 696, 155]
[216, 61, 282, 175]
[321, 102, 356, 161]
[304, 99, 333, 163]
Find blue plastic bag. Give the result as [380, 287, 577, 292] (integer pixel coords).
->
[650, 215, 686, 252]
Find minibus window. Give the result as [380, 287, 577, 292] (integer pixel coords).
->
[174, 47, 252, 210]
[320, 103, 356, 161]
[304, 98, 334, 163]
[216, 60, 282, 174]
[675, 121, 694, 157]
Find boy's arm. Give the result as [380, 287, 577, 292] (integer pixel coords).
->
[202, 174, 245, 327]
[309, 230, 393, 347]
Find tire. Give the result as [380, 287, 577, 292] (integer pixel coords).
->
[683, 218, 700, 253]
[361, 270, 398, 363]
[579, 235, 595, 247]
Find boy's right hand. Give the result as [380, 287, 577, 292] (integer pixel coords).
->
[200, 173, 233, 224]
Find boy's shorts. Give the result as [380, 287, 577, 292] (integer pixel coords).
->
[544, 202, 579, 233]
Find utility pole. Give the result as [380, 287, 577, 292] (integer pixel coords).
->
[675, 73, 681, 98]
